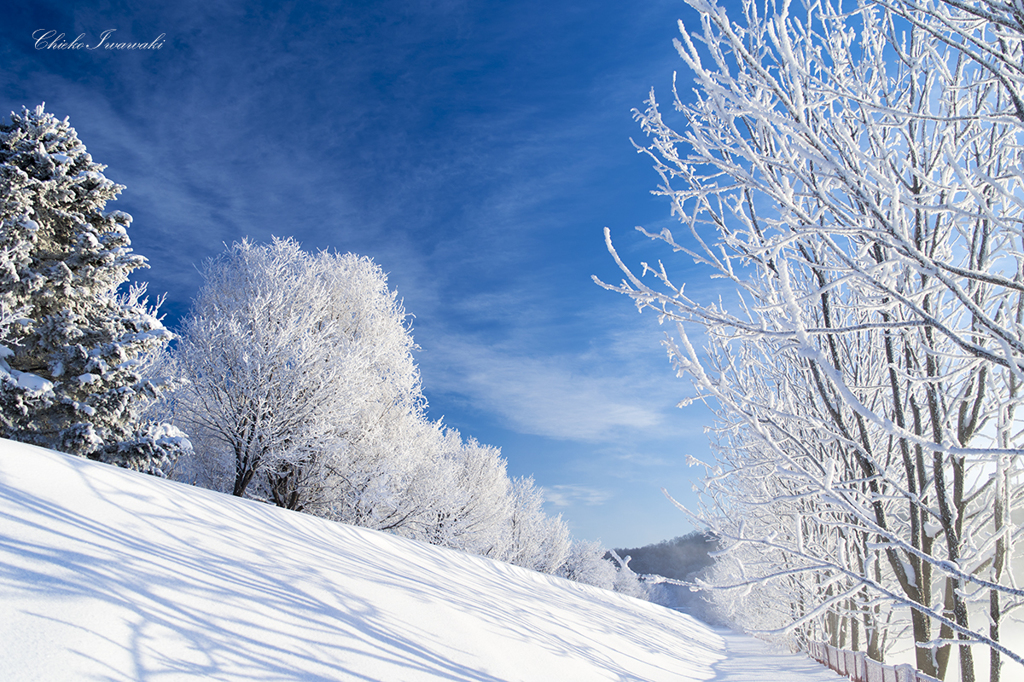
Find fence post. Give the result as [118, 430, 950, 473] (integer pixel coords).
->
[867, 656, 883, 682]
[854, 651, 866, 682]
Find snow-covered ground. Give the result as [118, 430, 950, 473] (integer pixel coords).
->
[0, 439, 842, 681]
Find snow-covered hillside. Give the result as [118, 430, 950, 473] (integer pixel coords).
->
[0, 440, 841, 681]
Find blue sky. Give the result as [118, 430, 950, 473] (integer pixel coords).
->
[2, 0, 721, 548]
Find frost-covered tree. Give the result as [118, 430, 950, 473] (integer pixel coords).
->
[315, 407, 451, 536]
[557, 540, 657, 598]
[500, 476, 572, 574]
[0, 104, 188, 472]
[170, 238, 604, 582]
[171, 237, 423, 511]
[419, 432, 514, 558]
[559, 539, 619, 588]
[599, 1, 1024, 680]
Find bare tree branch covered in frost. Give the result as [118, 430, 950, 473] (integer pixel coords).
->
[598, 1, 1024, 680]
[166, 238, 624, 584]
[0, 105, 189, 473]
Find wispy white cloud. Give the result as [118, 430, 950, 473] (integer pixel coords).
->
[421, 334, 684, 443]
[543, 485, 613, 508]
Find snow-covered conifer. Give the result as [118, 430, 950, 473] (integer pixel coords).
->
[0, 104, 188, 472]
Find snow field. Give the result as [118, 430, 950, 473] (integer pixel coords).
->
[0, 439, 842, 681]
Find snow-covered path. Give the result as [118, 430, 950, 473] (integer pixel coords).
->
[707, 630, 843, 681]
[0, 440, 843, 681]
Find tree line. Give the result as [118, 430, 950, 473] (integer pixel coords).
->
[599, 1, 1024, 681]
[0, 104, 643, 596]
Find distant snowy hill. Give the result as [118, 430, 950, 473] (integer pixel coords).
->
[0, 440, 841, 681]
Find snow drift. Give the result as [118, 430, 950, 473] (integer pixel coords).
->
[0, 439, 839, 681]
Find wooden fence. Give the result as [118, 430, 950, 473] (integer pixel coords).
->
[807, 642, 942, 682]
